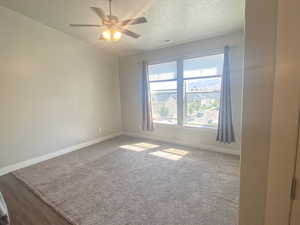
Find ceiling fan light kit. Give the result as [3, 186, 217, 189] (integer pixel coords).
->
[70, 0, 147, 42]
[102, 29, 122, 41]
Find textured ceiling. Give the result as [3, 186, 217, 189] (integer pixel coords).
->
[0, 0, 244, 55]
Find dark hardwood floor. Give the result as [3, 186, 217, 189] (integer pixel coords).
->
[0, 174, 70, 225]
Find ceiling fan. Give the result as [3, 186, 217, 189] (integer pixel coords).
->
[70, 0, 147, 41]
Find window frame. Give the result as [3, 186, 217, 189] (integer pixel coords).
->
[148, 53, 224, 129]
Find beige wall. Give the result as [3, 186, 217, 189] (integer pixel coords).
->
[119, 31, 244, 154]
[0, 6, 122, 168]
[239, 0, 278, 224]
[265, 0, 300, 223]
[1, 1, 298, 224]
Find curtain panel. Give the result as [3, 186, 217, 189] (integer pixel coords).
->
[216, 46, 235, 143]
[142, 61, 154, 131]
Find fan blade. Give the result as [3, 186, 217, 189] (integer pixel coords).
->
[121, 29, 141, 39]
[90, 7, 106, 20]
[119, 17, 147, 26]
[70, 24, 101, 27]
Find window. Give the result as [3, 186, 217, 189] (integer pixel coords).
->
[148, 53, 224, 128]
[149, 61, 177, 124]
[183, 54, 223, 127]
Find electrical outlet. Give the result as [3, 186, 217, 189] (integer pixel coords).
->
[98, 128, 102, 135]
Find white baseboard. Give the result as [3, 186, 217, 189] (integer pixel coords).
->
[0, 132, 122, 176]
[123, 131, 240, 156]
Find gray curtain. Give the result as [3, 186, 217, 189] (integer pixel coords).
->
[142, 61, 154, 131]
[217, 46, 235, 143]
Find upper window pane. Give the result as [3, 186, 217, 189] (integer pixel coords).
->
[184, 54, 224, 78]
[148, 61, 177, 81]
[185, 78, 221, 93]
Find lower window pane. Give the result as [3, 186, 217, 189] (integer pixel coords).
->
[184, 79, 220, 127]
[150, 81, 177, 124]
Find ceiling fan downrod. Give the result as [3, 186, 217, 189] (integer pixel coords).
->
[109, 0, 112, 16]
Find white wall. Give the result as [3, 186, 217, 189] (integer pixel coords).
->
[0, 6, 122, 168]
[119, 31, 244, 154]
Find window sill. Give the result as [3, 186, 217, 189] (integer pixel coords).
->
[183, 125, 217, 131]
[153, 122, 217, 132]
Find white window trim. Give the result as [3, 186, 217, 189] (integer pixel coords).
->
[149, 54, 223, 130]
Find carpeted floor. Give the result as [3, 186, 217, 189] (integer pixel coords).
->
[14, 135, 240, 225]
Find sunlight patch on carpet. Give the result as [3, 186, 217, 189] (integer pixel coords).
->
[149, 150, 183, 160]
[119, 142, 160, 152]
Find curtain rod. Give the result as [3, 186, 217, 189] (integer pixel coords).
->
[135, 44, 240, 65]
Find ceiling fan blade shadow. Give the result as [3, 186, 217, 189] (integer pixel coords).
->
[119, 17, 147, 26]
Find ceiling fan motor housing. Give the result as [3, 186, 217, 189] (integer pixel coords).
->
[104, 15, 119, 25]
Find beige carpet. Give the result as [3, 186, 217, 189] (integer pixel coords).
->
[14, 136, 240, 225]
